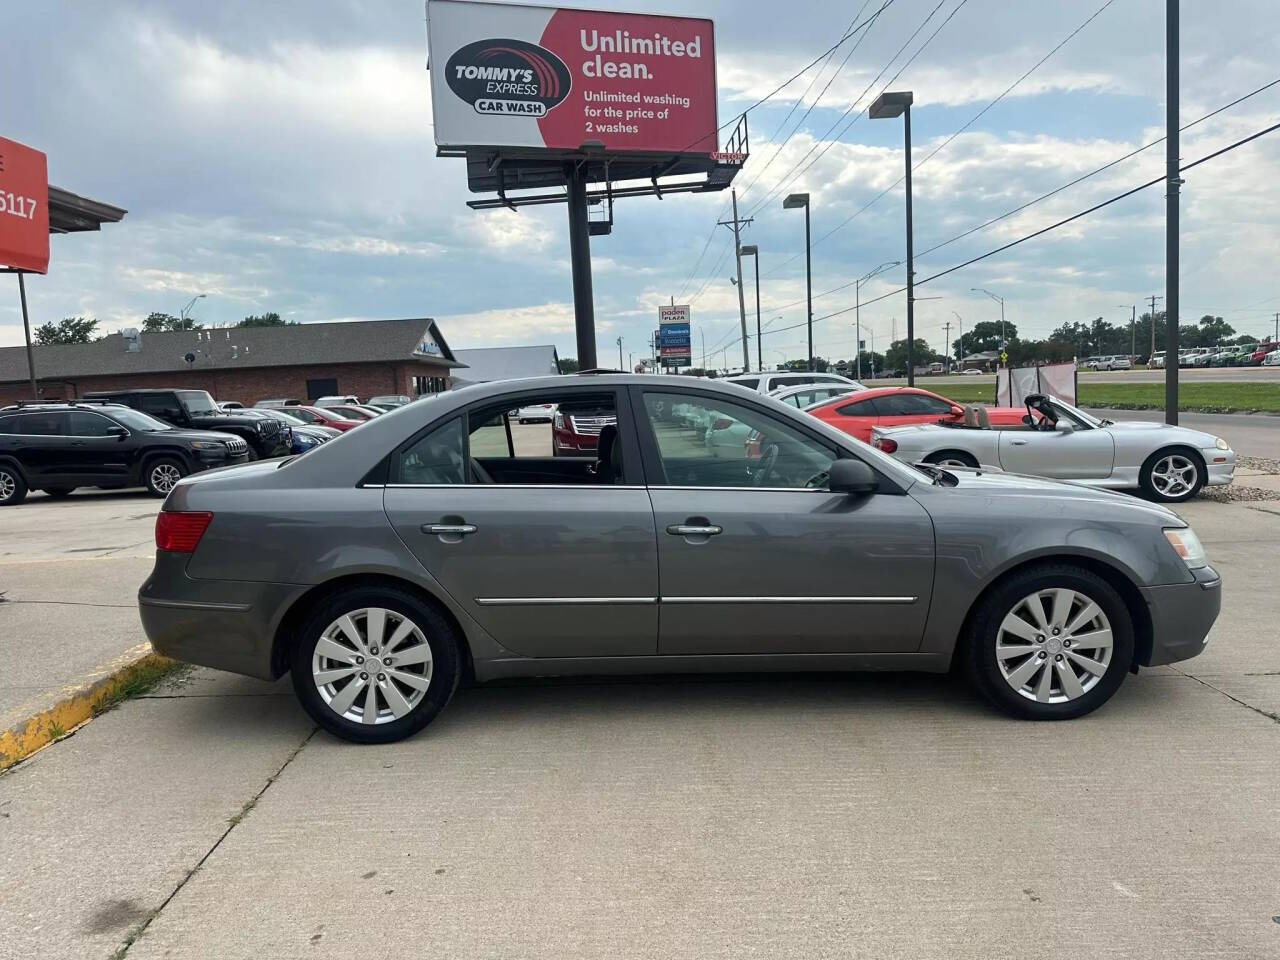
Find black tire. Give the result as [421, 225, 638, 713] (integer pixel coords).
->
[43, 487, 75, 499]
[925, 450, 979, 469]
[1139, 447, 1205, 503]
[289, 586, 462, 744]
[0, 464, 28, 506]
[144, 457, 187, 498]
[961, 563, 1134, 721]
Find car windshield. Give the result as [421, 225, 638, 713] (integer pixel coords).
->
[1047, 398, 1103, 429]
[108, 408, 173, 432]
[261, 409, 305, 426]
[177, 390, 219, 416]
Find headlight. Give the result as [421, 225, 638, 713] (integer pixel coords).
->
[1215, 437, 1230, 451]
[1163, 527, 1207, 569]
[188, 440, 225, 451]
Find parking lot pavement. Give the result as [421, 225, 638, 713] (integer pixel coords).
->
[0, 498, 1277, 959]
[0, 491, 159, 732]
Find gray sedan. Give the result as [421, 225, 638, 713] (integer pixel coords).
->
[139, 375, 1221, 743]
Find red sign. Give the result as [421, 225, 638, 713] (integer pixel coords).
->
[429, 1, 719, 155]
[0, 137, 50, 274]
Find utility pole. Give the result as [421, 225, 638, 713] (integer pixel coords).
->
[1129, 305, 1136, 357]
[1165, 0, 1181, 425]
[1273, 313, 1279, 344]
[943, 320, 953, 373]
[1148, 294, 1163, 359]
[719, 189, 753, 372]
[616, 336, 623, 371]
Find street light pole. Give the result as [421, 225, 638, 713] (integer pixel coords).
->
[971, 287, 1007, 355]
[740, 244, 762, 370]
[180, 293, 207, 324]
[952, 311, 964, 371]
[783, 193, 813, 372]
[1165, 0, 1181, 425]
[870, 90, 916, 385]
[616, 336, 623, 371]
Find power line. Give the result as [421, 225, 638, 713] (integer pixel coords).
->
[748, 0, 963, 221]
[803, 0, 1119, 256]
[751, 118, 1280, 338]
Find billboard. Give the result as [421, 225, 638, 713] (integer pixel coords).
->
[658, 303, 691, 368]
[0, 137, 50, 274]
[427, 0, 718, 156]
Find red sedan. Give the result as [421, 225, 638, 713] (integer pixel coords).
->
[269, 405, 363, 432]
[806, 387, 1028, 443]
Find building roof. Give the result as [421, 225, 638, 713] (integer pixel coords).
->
[48, 186, 127, 235]
[451, 344, 561, 384]
[0, 317, 464, 384]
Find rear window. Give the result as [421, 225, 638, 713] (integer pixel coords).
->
[835, 397, 879, 416]
[726, 377, 760, 390]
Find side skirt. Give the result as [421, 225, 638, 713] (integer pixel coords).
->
[473, 651, 954, 682]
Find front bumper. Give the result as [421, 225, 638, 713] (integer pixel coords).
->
[139, 553, 303, 680]
[1201, 447, 1235, 488]
[1138, 564, 1221, 666]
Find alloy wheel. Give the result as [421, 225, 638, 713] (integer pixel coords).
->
[1149, 455, 1197, 499]
[311, 607, 434, 725]
[0, 471, 14, 501]
[150, 463, 183, 494]
[996, 588, 1113, 703]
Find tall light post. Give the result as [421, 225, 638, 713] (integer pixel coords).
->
[740, 244, 762, 370]
[952, 311, 964, 371]
[855, 260, 902, 380]
[616, 336, 624, 371]
[1119, 304, 1137, 358]
[180, 293, 206, 324]
[782, 193, 813, 371]
[869, 90, 915, 384]
[971, 287, 1007, 350]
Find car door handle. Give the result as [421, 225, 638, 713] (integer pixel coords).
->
[1010, 439, 1028, 446]
[423, 523, 477, 536]
[666, 524, 723, 537]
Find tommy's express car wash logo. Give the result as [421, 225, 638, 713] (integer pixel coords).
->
[445, 38, 572, 118]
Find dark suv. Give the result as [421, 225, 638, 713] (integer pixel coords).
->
[83, 389, 288, 459]
[0, 402, 250, 505]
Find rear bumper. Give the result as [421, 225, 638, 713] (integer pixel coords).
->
[1138, 565, 1221, 667]
[139, 556, 303, 680]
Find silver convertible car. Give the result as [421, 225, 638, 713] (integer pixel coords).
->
[871, 394, 1235, 503]
[139, 375, 1222, 743]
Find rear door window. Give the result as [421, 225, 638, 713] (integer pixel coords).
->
[835, 397, 881, 416]
[17, 412, 67, 436]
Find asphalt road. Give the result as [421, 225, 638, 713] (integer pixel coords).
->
[2, 499, 1279, 959]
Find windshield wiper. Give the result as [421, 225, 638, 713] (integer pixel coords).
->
[913, 462, 960, 486]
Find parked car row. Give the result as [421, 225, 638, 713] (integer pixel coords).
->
[1082, 355, 1134, 371]
[1151, 343, 1278, 368]
[0, 387, 409, 505]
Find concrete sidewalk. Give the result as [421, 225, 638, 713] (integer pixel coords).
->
[0, 500, 1278, 959]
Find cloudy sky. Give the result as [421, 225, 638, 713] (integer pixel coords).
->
[5, 0, 1279, 368]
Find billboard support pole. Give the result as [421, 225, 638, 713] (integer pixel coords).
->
[566, 163, 597, 370]
[17, 272, 37, 400]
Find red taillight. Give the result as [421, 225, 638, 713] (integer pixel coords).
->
[876, 438, 899, 454]
[712, 417, 733, 430]
[156, 511, 213, 552]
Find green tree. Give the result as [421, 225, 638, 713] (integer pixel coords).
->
[1195, 315, 1234, 346]
[885, 338, 938, 374]
[143, 312, 201, 333]
[238, 312, 293, 328]
[33, 316, 99, 345]
[557, 356, 580, 373]
[956, 320, 1016, 356]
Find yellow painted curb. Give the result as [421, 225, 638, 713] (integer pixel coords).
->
[0, 644, 177, 770]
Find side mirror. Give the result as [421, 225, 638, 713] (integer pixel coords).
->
[949, 405, 964, 417]
[828, 458, 878, 496]
[106, 425, 127, 439]
[1055, 421, 1075, 434]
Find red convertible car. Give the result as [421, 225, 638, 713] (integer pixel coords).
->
[806, 387, 1029, 443]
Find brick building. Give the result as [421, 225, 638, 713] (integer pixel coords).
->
[0, 318, 464, 406]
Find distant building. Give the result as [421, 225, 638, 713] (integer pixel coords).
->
[451, 345, 561, 386]
[0, 318, 465, 406]
[960, 350, 1001, 371]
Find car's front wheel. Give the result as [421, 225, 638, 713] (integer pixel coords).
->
[962, 564, 1134, 720]
[290, 587, 462, 744]
[1139, 448, 1205, 503]
[0, 465, 28, 506]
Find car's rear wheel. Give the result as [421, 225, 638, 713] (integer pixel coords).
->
[0, 465, 28, 506]
[962, 564, 1134, 720]
[925, 450, 979, 469]
[1140, 448, 1205, 503]
[290, 587, 461, 744]
[44, 487, 75, 498]
[145, 458, 186, 497]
